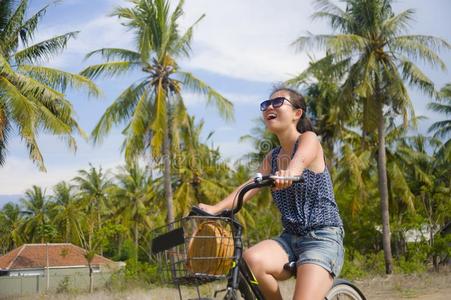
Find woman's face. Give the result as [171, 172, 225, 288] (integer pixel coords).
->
[262, 90, 301, 133]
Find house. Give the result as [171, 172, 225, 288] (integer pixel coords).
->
[0, 243, 120, 297]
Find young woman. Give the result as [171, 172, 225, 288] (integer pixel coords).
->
[199, 87, 344, 300]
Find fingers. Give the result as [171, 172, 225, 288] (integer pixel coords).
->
[198, 203, 216, 215]
[274, 170, 293, 190]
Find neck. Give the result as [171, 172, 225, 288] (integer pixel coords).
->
[276, 129, 300, 153]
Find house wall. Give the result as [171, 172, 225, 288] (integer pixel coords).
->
[0, 266, 115, 298]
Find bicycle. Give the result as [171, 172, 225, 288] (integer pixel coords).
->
[151, 174, 366, 300]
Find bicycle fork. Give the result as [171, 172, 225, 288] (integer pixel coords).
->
[215, 223, 265, 300]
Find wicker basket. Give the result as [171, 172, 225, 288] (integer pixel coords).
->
[186, 220, 234, 275]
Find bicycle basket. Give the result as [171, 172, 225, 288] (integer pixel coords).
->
[151, 216, 235, 285]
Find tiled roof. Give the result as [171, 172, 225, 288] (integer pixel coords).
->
[0, 243, 115, 270]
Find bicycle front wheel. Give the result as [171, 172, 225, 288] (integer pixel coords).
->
[326, 282, 366, 300]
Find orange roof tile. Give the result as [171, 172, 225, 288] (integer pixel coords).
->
[0, 244, 115, 270]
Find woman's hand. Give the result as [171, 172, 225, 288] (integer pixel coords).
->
[198, 203, 220, 215]
[273, 169, 294, 190]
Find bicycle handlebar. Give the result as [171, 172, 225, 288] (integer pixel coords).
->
[190, 174, 303, 217]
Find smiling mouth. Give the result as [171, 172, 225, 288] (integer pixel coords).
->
[266, 113, 277, 120]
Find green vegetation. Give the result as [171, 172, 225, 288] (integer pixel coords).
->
[0, 0, 449, 290]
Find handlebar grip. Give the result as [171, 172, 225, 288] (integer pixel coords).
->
[256, 173, 304, 183]
[189, 206, 233, 218]
[189, 206, 215, 217]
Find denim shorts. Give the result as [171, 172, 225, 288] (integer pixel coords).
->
[273, 226, 345, 277]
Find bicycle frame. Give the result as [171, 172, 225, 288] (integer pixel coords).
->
[151, 174, 365, 300]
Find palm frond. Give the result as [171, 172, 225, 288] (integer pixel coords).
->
[16, 4, 50, 46]
[399, 59, 435, 97]
[179, 71, 234, 121]
[14, 32, 79, 64]
[92, 80, 148, 144]
[84, 48, 141, 62]
[150, 79, 167, 157]
[18, 65, 101, 96]
[0, 0, 16, 30]
[390, 35, 449, 70]
[1, 0, 27, 52]
[311, 0, 347, 31]
[80, 61, 141, 80]
[169, 12, 205, 58]
[382, 8, 415, 37]
[0, 76, 46, 170]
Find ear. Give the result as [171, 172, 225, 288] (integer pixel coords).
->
[293, 109, 302, 121]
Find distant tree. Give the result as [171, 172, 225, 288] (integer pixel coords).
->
[112, 162, 153, 262]
[50, 181, 84, 244]
[73, 165, 113, 254]
[0, 202, 23, 252]
[20, 186, 54, 243]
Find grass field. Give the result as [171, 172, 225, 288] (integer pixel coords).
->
[11, 269, 450, 300]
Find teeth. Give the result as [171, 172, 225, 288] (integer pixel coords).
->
[267, 113, 277, 120]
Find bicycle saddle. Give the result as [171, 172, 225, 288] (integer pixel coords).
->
[283, 261, 297, 277]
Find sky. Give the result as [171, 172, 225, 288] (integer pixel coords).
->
[0, 0, 450, 200]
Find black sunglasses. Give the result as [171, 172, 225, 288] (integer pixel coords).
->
[260, 97, 297, 111]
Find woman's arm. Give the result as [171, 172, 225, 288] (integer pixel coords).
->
[198, 150, 273, 215]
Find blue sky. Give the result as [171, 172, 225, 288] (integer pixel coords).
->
[0, 0, 450, 198]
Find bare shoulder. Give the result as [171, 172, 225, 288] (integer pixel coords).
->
[297, 131, 324, 169]
[298, 131, 320, 145]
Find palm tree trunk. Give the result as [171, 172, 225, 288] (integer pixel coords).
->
[134, 222, 139, 263]
[89, 263, 94, 293]
[97, 205, 103, 255]
[376, 106, 393, 274]
[163, 118, 175, 225]
[66, 219, 70, 243]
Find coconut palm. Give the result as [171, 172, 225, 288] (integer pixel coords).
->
[171, 116, 231, 216]
[73, 164, 113, 254]
[80, 0, 233, 224]
[50, 181, 84, 244]
[0, 202, 23, 252]
[428, 83, 451, 148]
[288, 56, 349, 170]
[0, 0, 100, 170]
[292, 0, 450, 273]
[113, 162, 154, 261]
[20, 185, 55, 243]
[239, 118, 279, 168]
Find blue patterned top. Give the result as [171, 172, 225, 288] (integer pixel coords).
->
[271, 141, 343, 235]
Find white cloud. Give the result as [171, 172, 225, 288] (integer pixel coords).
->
[179, 0, 328, 82]
[0, 156, 123, 195]
[29, 9, 134, 69]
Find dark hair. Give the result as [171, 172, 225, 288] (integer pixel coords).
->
[270, 86, 314, 133]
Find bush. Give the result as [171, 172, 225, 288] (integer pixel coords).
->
[341, 249, 386, 279]
[108, 259, 160, 291]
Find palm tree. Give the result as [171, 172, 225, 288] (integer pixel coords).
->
[50, 181, 84, 244]
[287, 56, 348, 171]
[20, 185, 54, 243]
[0, 202, 23, 252]
[0, 0, 100, 170]
[80, 0, 233, 224]
[171, 116, 232, 216]
[428, 83, 451, 148]
[113, 162, 153, 261]
[292, 0, 450, 273]
[73, 164, 113, 254]
[239, 118, 279, 168]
